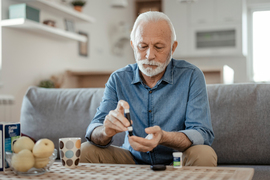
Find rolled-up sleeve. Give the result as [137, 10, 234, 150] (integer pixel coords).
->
[85, 123, 114, 148]
[180, 129, 204, 145]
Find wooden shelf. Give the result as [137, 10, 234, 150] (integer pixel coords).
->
[64, 70, 113, 88]
[200, 65, 234, 84]
[14, 0, 96, 23]
[67, 70, 113, 76]
[0, 18, 87, 42]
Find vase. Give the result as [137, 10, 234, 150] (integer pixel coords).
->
[74, 6, 82, 12]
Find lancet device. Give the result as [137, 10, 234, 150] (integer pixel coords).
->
[124, 109, 133, 136]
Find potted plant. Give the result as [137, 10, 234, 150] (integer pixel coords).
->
[38, 80, 55, 88]
[71, 0, 86, 12]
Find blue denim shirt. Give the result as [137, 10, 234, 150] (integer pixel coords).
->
[85, 59, 214, 165]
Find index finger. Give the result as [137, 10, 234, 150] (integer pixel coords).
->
[116, 100, 130, 112]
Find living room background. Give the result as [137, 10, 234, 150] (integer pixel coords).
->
[0, 0, 270, 122]
[0, 0, 135, 122]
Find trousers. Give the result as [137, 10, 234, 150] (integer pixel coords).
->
[80, 142, 217, 166]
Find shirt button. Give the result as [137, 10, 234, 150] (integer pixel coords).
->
[149, 91, 152, 94]
[149, 110, 152, 113]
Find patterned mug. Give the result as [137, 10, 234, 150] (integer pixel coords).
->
[59, 137, 81, 168]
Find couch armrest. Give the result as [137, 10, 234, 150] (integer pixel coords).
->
[20, 87, 125, 158]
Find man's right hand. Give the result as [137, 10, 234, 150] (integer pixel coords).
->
[103, 100, 131, 137]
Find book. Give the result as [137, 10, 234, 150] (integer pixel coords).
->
[0, 122, 21, 171]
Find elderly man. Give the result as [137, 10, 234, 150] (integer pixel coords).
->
[81, 11, 217, 166]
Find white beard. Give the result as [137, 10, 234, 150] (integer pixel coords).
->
[136, 51, 172, 77]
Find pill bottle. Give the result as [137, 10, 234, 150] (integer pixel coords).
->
[173, 152, 182, 168]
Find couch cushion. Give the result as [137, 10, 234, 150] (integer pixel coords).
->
[20, 87, 125, 158]
[207, 83, 270, 165]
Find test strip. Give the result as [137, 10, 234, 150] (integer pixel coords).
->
[124, 109, 133, 136]
[145, 134, 153, 140]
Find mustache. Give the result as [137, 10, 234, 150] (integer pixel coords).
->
[137, 59, 161, 66]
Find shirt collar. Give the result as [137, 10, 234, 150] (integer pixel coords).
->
[131, 59, 174, 85]
[131, 65, 141, 84]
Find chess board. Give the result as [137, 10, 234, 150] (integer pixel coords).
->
[0, 162, 254, 180]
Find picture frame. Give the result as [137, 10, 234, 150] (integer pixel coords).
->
[78, 31, 89, 57]
[64, 19, 75, 32]
[135, 0, 162, 18]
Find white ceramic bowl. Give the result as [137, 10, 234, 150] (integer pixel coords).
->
[5, 149, 57, 176]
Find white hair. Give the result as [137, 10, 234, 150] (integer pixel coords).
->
[130, 11, 176, 46]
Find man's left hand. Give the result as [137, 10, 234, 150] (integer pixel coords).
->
[128, 126, 163, 152]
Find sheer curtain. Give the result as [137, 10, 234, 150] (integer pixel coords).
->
[0, 0, 2, 85]
[252, 11, 270, 82]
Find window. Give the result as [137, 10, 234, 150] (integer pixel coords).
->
[252, 10, 270, 82]
[0, 1, 2, 85]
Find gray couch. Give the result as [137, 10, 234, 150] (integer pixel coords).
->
[20, 83, 270, 180]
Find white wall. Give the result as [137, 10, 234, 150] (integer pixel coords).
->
[1, 0, 270, 123]
[248, 0, 270, 4]
[0, 0, 135, 122]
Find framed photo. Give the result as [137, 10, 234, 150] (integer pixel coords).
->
[135, 0, 162, 18]
[78, 31, 88, 57]
[64, 19, 75, 32]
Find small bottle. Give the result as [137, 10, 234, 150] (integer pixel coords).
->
[173, 152, 182, 168]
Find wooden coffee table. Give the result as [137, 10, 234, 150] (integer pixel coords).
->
[0, 162, 254, 180]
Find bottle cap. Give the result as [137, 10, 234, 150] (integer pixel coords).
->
[173, 152, 182, 157]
